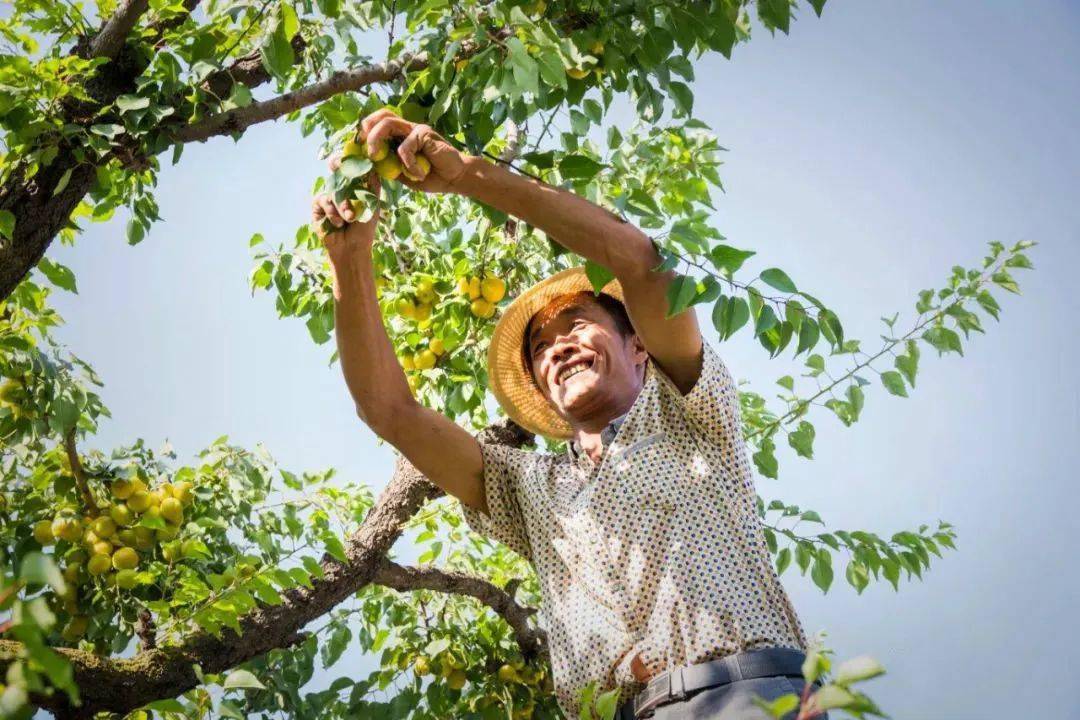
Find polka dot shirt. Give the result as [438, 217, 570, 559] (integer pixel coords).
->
[462, 344, 807, 717]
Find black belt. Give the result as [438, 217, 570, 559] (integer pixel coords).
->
[625, 647, 809, 718]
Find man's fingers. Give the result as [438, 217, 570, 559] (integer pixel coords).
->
[396, 126, 427, 177]
[328, 150, 342, 172]
[317, 194, 344, 228]
[336, 196, 355, 223]
[366, 116, 412, 158]
[359, 108, 401, 137]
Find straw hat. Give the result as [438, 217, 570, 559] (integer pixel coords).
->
[487, 266, 623, 439]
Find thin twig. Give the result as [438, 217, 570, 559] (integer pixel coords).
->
[63, 429, 99, 516]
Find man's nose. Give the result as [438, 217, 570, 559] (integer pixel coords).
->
[550, 339, 576, 362]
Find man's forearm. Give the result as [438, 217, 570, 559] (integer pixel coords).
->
[455, 156, 660, 280]
[330, 249, 414, 434]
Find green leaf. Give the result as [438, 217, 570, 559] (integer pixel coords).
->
[813, 684, 855, 710]
[895, 352, 918, 388]
[584, 261, 615, 294]
[759, 268, 797, 293]
[775, 547, 792, 575]
[537, 48, 568, 89]
[668, 81, 694, 116]
[709, 245, 755, 274]
[754, 305, 779, 336]
[594, 687, 621, 719]
[752, 439, 778, 479]
[754, 694, 800, 719]
[52, 168, 73, 196]
[787, 421, 815, 459]
[20, 552, 66, 594]
[260, 22, 294, 81]
[796, 318, 819, 355]
[145, 700, 187, 712]
[922, 325, 963, 356]
[0, 209, 14, 239]
[126, 218, 145, 245]
[818, 309, 844, 348]
[810, 549, 833, 592]
[280, 2, 299, 39]
[339, 156, 372, 179]
[833, 656, 885, 686]
[38, 257, 77, 293]
[712, 295, 749, 339]
[223, 669, 266, 691]
[116, 94, 150, 113]
[665, 274, 698, 317]
[559, 154, 605, 180]
[758, 0, 792, 33]
[506, 38, 539, 96]
[879, 370, 908, 397]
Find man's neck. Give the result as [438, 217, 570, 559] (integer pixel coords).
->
[572, 407, 631, 464]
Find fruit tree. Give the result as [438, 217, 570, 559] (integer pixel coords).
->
[0, 1, 1035, 718]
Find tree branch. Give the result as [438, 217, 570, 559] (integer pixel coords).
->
[11, 419, 533, 718]
[172, 54, 427, 144]
[62, 430, 99, 517]
[86, 0, 152, 59]
[374, 560, 547, 662]
[202, 34, 308, 101]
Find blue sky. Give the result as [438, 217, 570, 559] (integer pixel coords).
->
[45, 1, 1078, 717]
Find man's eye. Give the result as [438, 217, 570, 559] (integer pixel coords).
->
[532, 342, 547, 356]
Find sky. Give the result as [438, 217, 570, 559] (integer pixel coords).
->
[40, 1, 1080, 718]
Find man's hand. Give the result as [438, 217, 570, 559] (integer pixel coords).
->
[328, 109, 467, 194]
[311, 176, 381, 266]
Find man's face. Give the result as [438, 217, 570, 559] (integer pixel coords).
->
[527, 300, 647, 423]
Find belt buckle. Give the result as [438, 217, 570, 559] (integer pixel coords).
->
[633, 669, 686, 718]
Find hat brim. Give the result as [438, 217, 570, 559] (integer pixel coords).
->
[487, 267, 623, 440]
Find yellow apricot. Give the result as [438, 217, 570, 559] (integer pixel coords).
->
[374, 155, 402, 180]
[480, 276, 506, 303]
[86, 553, 111, 576]
[429, 338, 445, 356]
[470, 299, 496, 319]
[112, 546, 139, 571]
[414, 350, 437, 370]
[402, 155, 432, 182]
[33, 519, 55, 545]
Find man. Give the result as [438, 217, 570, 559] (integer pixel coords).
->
[312, 109, 820, 719]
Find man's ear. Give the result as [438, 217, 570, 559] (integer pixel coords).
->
[628, 333, 648, 367]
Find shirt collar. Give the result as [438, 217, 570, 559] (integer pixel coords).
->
[568, 412, 628, 462]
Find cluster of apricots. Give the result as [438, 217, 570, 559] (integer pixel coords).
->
[31, 475, 197, 641]
[407, 648, 552, 718]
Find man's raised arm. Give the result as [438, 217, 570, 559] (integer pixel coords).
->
[359, 110, 704, 394]
[312, 182, 487, 512]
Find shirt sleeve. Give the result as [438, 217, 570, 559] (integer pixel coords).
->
[657, 343, 747, 453]
[460, 442, 536, 562]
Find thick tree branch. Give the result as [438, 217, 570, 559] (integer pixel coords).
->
[86, 0, 152, 59]
[11, 420, 533, 718]
[172, 53, 428, 144]
[374, 560, 547, 662]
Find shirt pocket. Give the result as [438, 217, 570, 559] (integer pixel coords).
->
[611, 432, 684, 512]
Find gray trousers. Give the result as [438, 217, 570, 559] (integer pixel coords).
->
[618, 675, 827, 720]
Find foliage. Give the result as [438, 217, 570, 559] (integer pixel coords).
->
[0, 0, 1037, 717]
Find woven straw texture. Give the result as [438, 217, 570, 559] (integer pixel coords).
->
[487, 267, 623, 439]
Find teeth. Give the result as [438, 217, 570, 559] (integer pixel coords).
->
[558, 364, 589, 384]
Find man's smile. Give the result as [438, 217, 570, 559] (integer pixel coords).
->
[553, 355, 596, 388]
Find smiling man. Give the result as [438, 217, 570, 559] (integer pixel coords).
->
[312, 109, 819, 720]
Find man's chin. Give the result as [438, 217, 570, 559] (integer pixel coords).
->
[553, 382, 605, 418]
